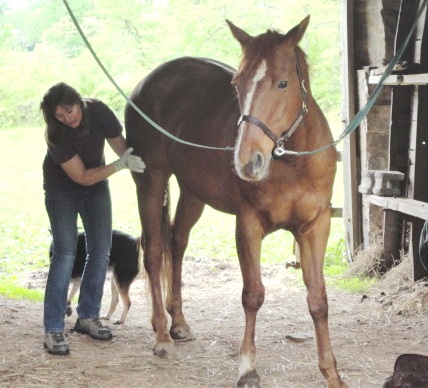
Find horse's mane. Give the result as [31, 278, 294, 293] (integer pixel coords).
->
[295, 46, 311, 91]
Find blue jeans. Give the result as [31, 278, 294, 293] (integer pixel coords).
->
[43, 181, 112, 333]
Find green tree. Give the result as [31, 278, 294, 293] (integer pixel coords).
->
[0, 0, 341, 128]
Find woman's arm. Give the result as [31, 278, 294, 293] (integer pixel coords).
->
[107, 134, 127, 157]
[61, 154, 117, 187]
[107, 135, 146, 173]
[61, 134, 145, 186]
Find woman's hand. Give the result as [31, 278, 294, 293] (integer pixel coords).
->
[113, 148, 146, 173]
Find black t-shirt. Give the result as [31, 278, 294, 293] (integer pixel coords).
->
[43, 98, 123, 188]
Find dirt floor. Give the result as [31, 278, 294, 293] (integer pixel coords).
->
[1, 255, 428, 388]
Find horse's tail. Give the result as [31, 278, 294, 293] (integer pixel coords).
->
[141, 183, 173, 307]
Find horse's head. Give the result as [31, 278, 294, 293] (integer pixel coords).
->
[227, 16, 310, 182]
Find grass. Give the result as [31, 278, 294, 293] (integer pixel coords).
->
[0, 124, 370, 302]
[0, 280, 44, 301]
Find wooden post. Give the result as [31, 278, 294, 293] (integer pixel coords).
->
[410, 85, 428, 279]
[341, 0, 362, 259]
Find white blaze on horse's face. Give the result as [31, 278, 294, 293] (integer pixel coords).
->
[242, 60, 267, 117]
[234, 60, 271, 182]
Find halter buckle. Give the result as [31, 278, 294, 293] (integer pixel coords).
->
[273, 146, 287, 157]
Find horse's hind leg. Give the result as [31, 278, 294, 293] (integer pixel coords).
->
[297, 211, 347, 388]
[135, 173, 176, 358]
[168, 190, 205, 341]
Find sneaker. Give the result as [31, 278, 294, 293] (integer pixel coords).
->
[44, 332, 70, 355]
[74, 318, 112, 341]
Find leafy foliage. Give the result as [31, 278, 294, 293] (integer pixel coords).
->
[0, 0, 341, 128]
[0, 1, 357, 298]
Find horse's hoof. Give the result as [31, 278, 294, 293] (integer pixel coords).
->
[237, 370, 261, 388]
[153, 341, 177, 359]
[328, 381, 348, 388]
[113, 320, 123, 325]
[170, 325, 196, 341]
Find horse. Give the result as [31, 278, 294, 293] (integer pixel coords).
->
[125, 16, 347, 388]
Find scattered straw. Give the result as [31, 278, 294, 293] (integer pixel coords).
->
[380, 253, 413, 289]
[344, 237, 428, 316]
[345, 236, 385, 278]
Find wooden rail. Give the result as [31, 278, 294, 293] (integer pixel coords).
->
[366, 195, 428, 219]
[369, 73, 428, 86]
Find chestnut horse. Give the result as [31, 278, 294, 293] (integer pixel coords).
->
[125, 16, 347, 388]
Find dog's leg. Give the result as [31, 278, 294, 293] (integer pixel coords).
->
[101, 276, 119, 321]
[115, 282, 132, 325]
[66, 278, 81, 317]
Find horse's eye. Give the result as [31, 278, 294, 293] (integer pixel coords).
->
[278, 80, 288, 89]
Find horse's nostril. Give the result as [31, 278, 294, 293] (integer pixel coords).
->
[240, 152, 267, 181]
[253, 152, 264, 174]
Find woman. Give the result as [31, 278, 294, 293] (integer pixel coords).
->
[40, 82, 145, 355]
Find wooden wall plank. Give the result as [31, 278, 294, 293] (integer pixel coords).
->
[366, 195, 428, 218]
[341, 0, 362, 258]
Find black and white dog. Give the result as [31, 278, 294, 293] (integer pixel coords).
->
[49, 230, 141, 324]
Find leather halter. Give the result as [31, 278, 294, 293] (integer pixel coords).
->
[237, 53, 308, 158]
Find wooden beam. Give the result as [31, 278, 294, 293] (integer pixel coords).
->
[411, 86, 428, 279]
[365, 195, 428, 219]
[368, 73, 428, 85]
[382, 210, 404, 268]
[341, 0, 361, 258]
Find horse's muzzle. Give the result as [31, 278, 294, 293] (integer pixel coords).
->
[235, 151, 268, 181]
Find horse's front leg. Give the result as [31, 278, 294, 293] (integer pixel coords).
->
[235, 215, 264, 388]
[297, 211, 348, 388]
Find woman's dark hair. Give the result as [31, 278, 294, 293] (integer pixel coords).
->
[40, 82, 84, 146]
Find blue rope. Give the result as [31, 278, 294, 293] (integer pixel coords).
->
[287, 0, 428, 156]
[62, 0, 235, 151]
[334, 0, 428, 145]
[63, 0, 428, 155]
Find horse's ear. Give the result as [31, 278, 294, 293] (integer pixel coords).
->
[226, 19, 253, 47]
[283, 15, 310, 46]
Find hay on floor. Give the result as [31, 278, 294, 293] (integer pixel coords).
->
[345, 236, 386, 278]
[345, 238, 428, 316]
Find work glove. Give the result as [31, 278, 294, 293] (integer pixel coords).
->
[113, 147, 146, 173]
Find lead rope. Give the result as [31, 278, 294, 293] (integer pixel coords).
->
[63, 0, 428, 156]
[62, 0, 234, 152]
